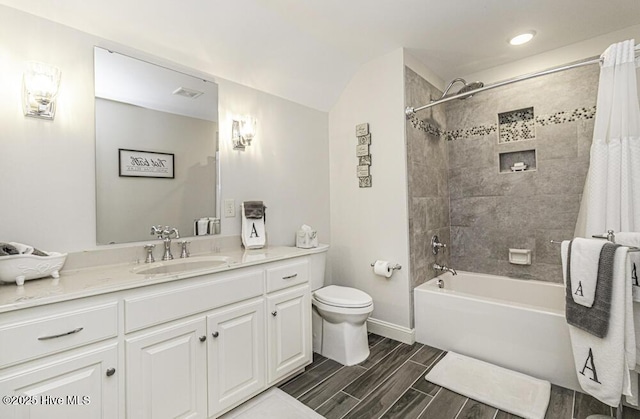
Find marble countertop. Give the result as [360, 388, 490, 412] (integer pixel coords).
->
[0, 244, 329, 313]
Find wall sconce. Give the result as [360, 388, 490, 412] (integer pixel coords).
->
[22, 61, 62, 120]
[232, 116, 257, 150]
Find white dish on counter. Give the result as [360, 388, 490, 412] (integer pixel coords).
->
[0, 252, 67, 286]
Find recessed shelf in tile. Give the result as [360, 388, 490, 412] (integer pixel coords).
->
[499, 149, 537, 173]
[498, 107, 535, 143]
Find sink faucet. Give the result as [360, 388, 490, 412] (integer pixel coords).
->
[433, 263, 457, 276]
[151, 225, 180, 261]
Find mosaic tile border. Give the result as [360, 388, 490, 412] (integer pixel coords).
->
[409, 105, 596, 141]
[498, 107, 535, 143]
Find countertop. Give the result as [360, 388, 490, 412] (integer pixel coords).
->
[0, 244, 329, 313]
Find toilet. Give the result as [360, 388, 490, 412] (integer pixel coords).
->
[309, 251, 374, 366]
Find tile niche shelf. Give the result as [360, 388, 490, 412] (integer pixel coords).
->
[499, 149, 537, 173]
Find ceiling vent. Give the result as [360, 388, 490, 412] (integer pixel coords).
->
[172, 87, 204, 99]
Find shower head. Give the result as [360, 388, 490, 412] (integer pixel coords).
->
[438, 78, 484, 100]
[457, 81, 484, 99]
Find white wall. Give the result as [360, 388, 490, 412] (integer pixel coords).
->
[328, 48, 412, 329]
[0, 5, 329, 252]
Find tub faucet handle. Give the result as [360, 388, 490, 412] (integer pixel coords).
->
[431, 235, 447, 255]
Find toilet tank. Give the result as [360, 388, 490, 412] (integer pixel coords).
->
[308, 249, 327, 291]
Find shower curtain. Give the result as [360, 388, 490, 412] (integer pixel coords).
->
[575, 39, 640, 238]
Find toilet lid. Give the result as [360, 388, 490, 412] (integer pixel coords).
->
[314, 285, 373, 308]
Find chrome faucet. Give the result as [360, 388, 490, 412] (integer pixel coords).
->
[433, 263, 457, 276]
[431, 235, 447, 255]
[151, 225, 180, 261]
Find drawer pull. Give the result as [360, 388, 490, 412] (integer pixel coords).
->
[212, 332, 219, 338]
[199, 335, 207, 342]
[106, 368, 116, 377]
[37, 327, 84, 341]
[282, 273, 298, 280]
[271, 311, 278, 317]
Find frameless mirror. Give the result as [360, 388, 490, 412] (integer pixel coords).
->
[94, 47, 219, 245]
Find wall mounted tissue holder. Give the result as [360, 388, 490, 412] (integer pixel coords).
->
[370, 260, 402, 278]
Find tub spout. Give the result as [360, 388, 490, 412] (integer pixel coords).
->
[433, 263, 457, 276]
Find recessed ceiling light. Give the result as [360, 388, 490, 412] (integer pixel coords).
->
[509, 31, 536, 46]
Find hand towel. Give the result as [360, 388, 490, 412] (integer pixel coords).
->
[570, 238, 607, 307]
[564, 240, 617, 337]
[561, 241, 635, 407]
[616, 233, 640, 375]
[8, 242, 48, 256]
[0, 243, 19, 256]
[241, 202, 266, 249]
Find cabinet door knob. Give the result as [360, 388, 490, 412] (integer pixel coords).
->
[271, 311, 278, 317]
[199, 335, 207, 342]
[106, 368, 116, 377]
[212, 331, 219, 338]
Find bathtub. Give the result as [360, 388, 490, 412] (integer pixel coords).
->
[414, 271, 579, 391]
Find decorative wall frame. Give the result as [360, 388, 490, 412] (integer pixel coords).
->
[118, 149, 175, 178]
[356, 123, 372, 188]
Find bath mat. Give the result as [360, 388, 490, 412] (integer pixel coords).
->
[220, 388, 323, 419]
[425, 352, 550, 419]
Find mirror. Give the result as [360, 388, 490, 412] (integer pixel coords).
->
[94, 47, 219, 245]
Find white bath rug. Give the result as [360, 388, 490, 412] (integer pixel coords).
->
[425, 352, 551, 419]
[220, 388, 323, 419]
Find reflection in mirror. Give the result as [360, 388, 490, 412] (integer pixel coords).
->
[94, 47, 219, 245]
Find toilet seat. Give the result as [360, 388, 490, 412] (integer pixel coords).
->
[313, 285, 372, 308]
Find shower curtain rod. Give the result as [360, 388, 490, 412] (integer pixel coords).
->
[405, 44, 640, 117]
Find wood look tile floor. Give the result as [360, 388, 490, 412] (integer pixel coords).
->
[279, 334, 630, 419]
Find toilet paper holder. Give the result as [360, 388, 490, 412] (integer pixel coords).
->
[369, 262, 402, 271]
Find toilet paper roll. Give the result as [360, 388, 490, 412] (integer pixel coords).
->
[373, 260, 393, 278]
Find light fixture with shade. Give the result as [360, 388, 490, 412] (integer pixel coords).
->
[22, 61, 62, 120]
[509, 31, 536, 46]
[232, 116, 257, 150]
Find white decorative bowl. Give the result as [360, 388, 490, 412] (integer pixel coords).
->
[0, 252, 67, 286]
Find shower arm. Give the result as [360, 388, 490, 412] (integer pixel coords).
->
[406, 45, 640, 118]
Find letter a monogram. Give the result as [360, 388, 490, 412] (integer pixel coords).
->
[579, 348, 601, 383]
[574, 281, 584, 297]
[250, 223, 259, 238]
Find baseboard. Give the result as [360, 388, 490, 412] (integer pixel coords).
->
[367, 318, 415, 344]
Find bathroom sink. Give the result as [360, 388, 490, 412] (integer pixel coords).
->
[133, 256, 231, 275]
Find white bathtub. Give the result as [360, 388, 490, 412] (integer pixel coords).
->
[414, 271, 579, 391]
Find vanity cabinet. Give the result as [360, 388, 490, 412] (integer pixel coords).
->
[267, 285, 311, 384]
[0, 300, 120, 419]
[123, 256, 312, 418]
[125, 317, 208, 419]
[207, 299, 265, 416]
[0, 250, 320, 419]
[0, 344, 118, 419]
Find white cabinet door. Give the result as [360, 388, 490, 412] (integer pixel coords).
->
[266, 285, 311, 384]
[207, 299, 265, 417]
[126, 318, 207, 419]
[0, 343, 118, 419]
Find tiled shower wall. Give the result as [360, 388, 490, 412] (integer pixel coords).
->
[406, 64, 599, 286]
[444, 64, 598, 282]
[405, 67, 449, 311]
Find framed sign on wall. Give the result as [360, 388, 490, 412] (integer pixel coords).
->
[118, 149, 175, 179]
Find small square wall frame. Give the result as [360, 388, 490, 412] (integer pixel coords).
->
[499, 149, 537, 173]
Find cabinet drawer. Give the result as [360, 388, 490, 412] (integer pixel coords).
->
[125, 270, 264, 333]
[0, 302, 118, 368]
[266, 260, 308, 293]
